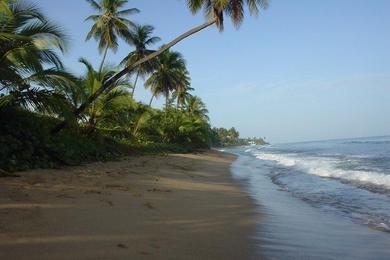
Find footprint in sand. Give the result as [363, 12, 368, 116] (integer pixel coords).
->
[143, 202, 155, 209]
[56, 194, 75, 199]
[117, 243, 128, 249]
[100, 199, 114, 207]
[147, 188, 172, 193]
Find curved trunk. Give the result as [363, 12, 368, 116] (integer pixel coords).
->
[51, 19, 217, 134]
[149, 94, 155, 106]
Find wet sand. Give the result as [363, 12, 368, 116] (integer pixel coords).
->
[0, 150, 261, 260]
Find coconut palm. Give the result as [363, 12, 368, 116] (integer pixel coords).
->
[85, 0, 139, 72]
[185, 95, 209, 121]
[121, 24, 160, 98]
[0, 0, 12, 18]
[75, 58, 133, 131]
[0, 0, 76, 116]
[171, 69, 193, 110]
[144, 49, 187, 110]
[53, 0, 269, 133]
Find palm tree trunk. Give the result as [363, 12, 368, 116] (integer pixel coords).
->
[98, 46, 109, 74]
[51, 19, 217, 134]
[131, 70, 140, 98]
[132, 117, 141, 136]
[149, 94, 155, 106]
[165, 91, 169, 111]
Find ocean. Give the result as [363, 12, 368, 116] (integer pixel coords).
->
[226, 136, 390, 259]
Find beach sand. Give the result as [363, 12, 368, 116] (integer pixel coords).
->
[0, 150, 261, 260]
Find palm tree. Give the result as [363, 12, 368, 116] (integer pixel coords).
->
[0, 0, 76, 116]
[121, 24, 160, 98]
[75, 58, 133, 131]
[185, 95, 209, 121]
[0, 0, 12, 17]
[53, 0, 269, 133]
[171, 69, 193, 110]
[85, 0, 139, 72]
[144, 49, 187, 110]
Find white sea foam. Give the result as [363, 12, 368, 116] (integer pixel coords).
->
[254, 152, 390, 189]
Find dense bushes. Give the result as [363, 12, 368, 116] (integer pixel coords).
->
[0, 108, 206, 172]
[0, 108, 128, 172]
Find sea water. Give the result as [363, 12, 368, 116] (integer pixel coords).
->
[227, 136, 390, 259]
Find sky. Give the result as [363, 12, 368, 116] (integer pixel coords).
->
[37, 0, 390, 143]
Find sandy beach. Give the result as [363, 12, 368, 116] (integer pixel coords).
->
[0, 150, 261, 260]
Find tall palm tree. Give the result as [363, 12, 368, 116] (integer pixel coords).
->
[121, 24, 160, 98]
[171, 69, 193, 110]
[85, 0, 139, 72]
[0, 0, 76, 116]
[53, 0, 269, 133]
[144, 49, 187, 110]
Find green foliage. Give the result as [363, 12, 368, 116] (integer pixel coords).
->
[145, 49, 187, 109]
[0, 0, 268, 172]
[210, 127, 268, 147]
[187, 0, 269, 30]
[0, 0, 77, 116]
[121, 24, 160, 97]
[0, 108, 127, 172]
[85, 0, 139, 53]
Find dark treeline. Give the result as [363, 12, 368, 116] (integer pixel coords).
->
[210, 127, 268, 147]
[0, 0, 269, 172]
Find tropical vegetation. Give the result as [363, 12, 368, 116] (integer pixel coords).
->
[210, 127, 268, 147]
[0, 0, 269, 172]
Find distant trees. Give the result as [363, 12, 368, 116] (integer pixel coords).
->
[210, 127, 268, 147]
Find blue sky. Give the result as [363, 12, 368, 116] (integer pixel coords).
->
[38, 0, 390, 143]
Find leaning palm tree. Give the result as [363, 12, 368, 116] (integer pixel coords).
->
[53, 0, 269, 133]
[121, 24, 160, 98]
[85, 0, 139, 72]
[144, 49, 187, 110]
[0, 0, 76, 117]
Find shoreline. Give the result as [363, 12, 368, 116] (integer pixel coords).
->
[0, 150, 262, 260]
